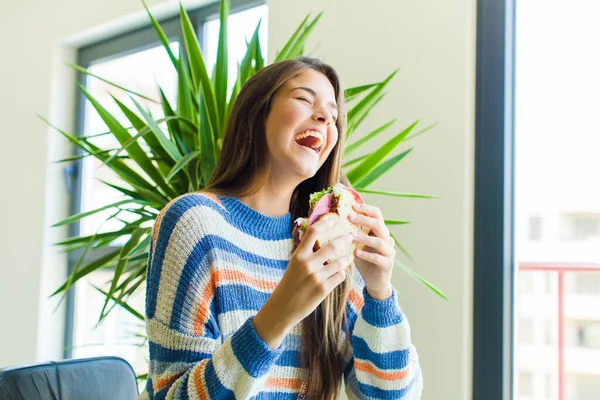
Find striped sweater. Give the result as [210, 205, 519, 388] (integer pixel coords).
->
[140, 192, 423, 399]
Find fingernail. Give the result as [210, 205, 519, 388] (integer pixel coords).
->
[349, 213, 357, 220]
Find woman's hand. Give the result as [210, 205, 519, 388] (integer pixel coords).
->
[348, 203, 395, 300]
[253, 218, 354, 348]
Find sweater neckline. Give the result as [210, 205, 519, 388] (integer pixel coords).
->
[217, 195, 293, 235]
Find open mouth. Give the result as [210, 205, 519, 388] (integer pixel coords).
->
[294, 130, 324, 153]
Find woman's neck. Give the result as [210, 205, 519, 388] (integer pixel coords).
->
[239, 176, 299, 217]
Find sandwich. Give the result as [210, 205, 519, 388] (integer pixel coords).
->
[293, 183, 371, 262]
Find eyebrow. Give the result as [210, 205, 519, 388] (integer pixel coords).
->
[292, 86, 338, 112]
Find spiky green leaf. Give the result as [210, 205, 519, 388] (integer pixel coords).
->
[355, 149, 412, 188]
[274, 13, 322, 61]
[51, 249, 121, 296]
[214, 0, 230, 124]
[394, 259, 449, 300]
[180, 4, 220, 136]
[344, 83, 379, 103]
[142, 0, 179, 70]
[166, 151, 200, 182]
[345, 119, 396, 155]
[346, 121, 417, 183]
[356, 188, 438, 199]
[101, 229, 144, 318]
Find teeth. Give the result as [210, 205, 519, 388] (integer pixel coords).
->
[294, 130, 324, 152]
[294, 130, 324, 141]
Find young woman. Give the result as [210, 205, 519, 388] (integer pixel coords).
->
[140, 57, 423, 399]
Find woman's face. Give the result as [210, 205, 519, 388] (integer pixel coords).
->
[264, 68, 339, 182]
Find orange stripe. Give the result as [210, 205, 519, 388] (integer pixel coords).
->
[264, 377, 305, 390]
[150, 195, 187, 259]
[349, 288, 364, 311]
[199, 192, 224, 208]
[153, 372, 183, 392]
[192, 268, 277, 335]
[354, 360, 409, 381]
[193, 270, 216, 335]
[193, 359, 211, 399]
[216, 269, 278, 291]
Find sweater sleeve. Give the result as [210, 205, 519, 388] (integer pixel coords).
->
[142, 194, 283, 399]
[343, 273, 423, 399]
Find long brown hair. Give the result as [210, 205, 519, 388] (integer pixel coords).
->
[205, 57, 351, 399]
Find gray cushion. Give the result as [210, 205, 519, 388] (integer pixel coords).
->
[0, 356, 138, 400]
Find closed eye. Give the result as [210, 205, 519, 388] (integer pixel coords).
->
[297, 96, 312, 104]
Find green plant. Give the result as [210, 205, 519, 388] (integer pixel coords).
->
[43, 0, 447, 327]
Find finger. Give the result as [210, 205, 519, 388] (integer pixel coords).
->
[352, 233, 394, 257]
[348, 212, 389, 239]
[323, 258, 353, 289]
[314, 233, 354, 264]
[297, 218, 334, 258]
[353, 203, 383, 219]
[318, 254, 354, 279]
[355, 248, 389, 267]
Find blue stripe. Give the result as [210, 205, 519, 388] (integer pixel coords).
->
[347, 301, 359, 333]
[165, 233, 288, 331]
[210, 246, 289, 275]
[152, 389, 167, 400]
[168, 234, 215, 333]
[145, 377, 154, 398]
[352, 337, 410, 370]
[148, 194, 291, 319]
[180, 194, 292, 240]
[229, 317, 284, 377]
[149, 340, 212, 363]
[172, 371, 190, 400]
[206, 235, 290, 269]
[275, 350, 301, 367]
[204, 360, 236, 398]
[168, 234, 288, 330]
[146, 196, 200, 319]
[216, 284, 270, 313]
[361, 287, 403, 328]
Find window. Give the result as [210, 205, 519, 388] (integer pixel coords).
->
[544, 319, 553, 346]
[560, 213, 600, 241]
[519, 271, 535, 294]
[519, 371, 533, 397]
[79, 43, 180, 239]
[529, 215, 542, 241]
[575, 322, 600, 349]
[543, 271, 555, 294]
[66, 0, 268, 379]
[573, 272, 600, 295]
[519, 318, 535, 345]
[544, 373, 554, 399]
[571, 374, 600, 400]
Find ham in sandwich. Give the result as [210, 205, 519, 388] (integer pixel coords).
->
[293, 183, 371, 262]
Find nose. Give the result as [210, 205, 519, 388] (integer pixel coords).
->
[313, 109, 333, 126]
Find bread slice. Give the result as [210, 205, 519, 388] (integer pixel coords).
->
[293, 185, 371, 264]
[313, 212, 370, 264]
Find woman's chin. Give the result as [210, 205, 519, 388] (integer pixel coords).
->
[270, 150, 324, 182]
[288, 163, 317, 180]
